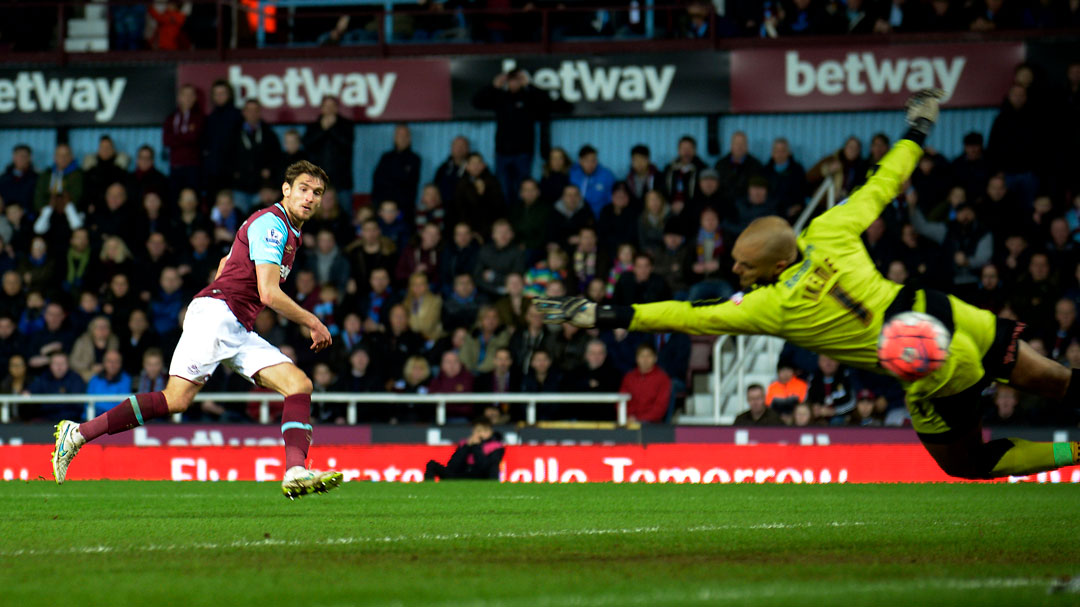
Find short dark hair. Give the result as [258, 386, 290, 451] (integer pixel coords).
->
[963, 132, 984, 147]
[747, 383, 765, 395]
[871, 132, 889, 146]
[631, 144, 650, 158]
[634, 251, 654, 265]
[635, 342, 657, 356]
[578, 144, 597, 158]
[472, 417, 493, 430]
[284, 160, 329, 190]
[679, 135, 697, 147]
[99, 134, 113, 143]
[12, 144, 30, 154]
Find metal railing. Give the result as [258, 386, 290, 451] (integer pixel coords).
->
[0, 392, 632, 426]
[709, 179, 837, 420]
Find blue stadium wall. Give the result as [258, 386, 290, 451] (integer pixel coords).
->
[0, 108, 995, 199]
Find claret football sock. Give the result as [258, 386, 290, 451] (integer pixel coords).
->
[281, 394, 313, 470]
[79, 392, 170, 442]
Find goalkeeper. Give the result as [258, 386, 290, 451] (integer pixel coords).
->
[538, 90, 1079, 480]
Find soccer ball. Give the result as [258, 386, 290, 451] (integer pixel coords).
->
[877, 311, 951, 381]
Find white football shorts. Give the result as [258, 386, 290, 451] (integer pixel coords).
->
[169, 297, 291, 384]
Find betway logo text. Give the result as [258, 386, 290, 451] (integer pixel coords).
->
[785, 51, 965, 102]
[228, 65, 397, 118]
[0, 72, 126, 122]
[507, 59, 676, 112]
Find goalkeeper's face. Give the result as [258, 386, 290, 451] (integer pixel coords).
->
[282, 174, 325, 223]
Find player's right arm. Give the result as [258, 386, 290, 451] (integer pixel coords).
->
[536, 288, 782, 337]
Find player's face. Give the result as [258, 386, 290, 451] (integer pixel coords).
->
[282, 174, 324, 223]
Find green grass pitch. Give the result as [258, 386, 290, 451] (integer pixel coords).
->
[2, 481, 1079, 606]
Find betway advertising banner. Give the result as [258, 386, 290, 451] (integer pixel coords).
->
[730, 42, 1024, 113]
[5, 444, 1078, 484]
[451, 52, 730, 118]
[0, 66, 176, 126]
[177, 59, 452, 123]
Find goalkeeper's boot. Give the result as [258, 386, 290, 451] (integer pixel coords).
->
[51, 420, 86, 485]
[281, 466, 344, 500]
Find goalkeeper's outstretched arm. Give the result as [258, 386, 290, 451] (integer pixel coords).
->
[535, 293, 779, 337]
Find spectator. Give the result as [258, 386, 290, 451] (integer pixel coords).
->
[763, 137, 807, 221]
[306, 229, 351, 295]
[357, 267, 395, 331]
[662, 136, 707, 212]
[178, 229, 218, 292]
[0, 144, 36, 209]
[495, 272, 530, 332]
[474, 347, 521, 417]
[472, 68, 567, 202]
[549, 185, 595, 250]
[652, 221, 692, 298]
[133, 192, 179, 253]
[70, 315, 119, 382]
[474, 219, 527, 298]
[303, 97, 355, 216]
[0, 314, 21, 371]
[380, 303, 425, 380]
[341, 347, 384, 394]
[734, 384, 783, 426]
[1, 354, 29, 399]
[34, 143, 83, 212]
[150, 267, 185, 336]
[134, 348, 168, 394]
[969, 0, 1022, 31]
[424, 418, 504, 481]
[522, 348, 563, 398]
[433, 136, 470, 208]
[983, 384, 1029, 425]
[128, 145, 168, 207]
[282, 129, 307, 167]
[347, 219, 396, 292]
[777, 0, 834, 35]
[86, 350, 132, 416]
[60, 228, 95, 294]
[614, 252, 671, 305]
[715, 131, 763, 207]
[841, 389, 879, 426]
[120, 308, 159, 377]
[691, 169, 725, 222]
[415, 184, 447, 236]
[620, 343, 671, 424]
[28, 352, 86, 421]
[972, 263, 1007, 314]
[443, 272, 486, 333]
[429, 350, 475, 420]
[232, 99, 282, 212]
[89, 183, 134, 248]
[438, 221, 478, 291]
[626, 144, 659, 206]
[396, 223, 442, 290]
[82, 136, 129, 210]
[510, 178, 550, 253]
[952, 132, 990, 203]
[460, 305, 511, 374]
[454, 152, 504, 237]
[525, 247, 571, 299]
[987, 84, 1040, 205]
[689, 207, 734, 302]
[149, 1, 189, 50]
[598, 182, 640, 257]
[570, 339, 623, 393]
[511, 299, 554, 365]
[162, 84, 204, 198]
[203, 80, 243, 195]
[766, 359, 808, 420]
[791, 402, 817, 427]
[727, 176, 780, 240]
[372, 124, 422, 217]
[1045, 298, 1079, 363]
[569, 145, 616, 218]
[390, 355, 432, 424]
[807, 354, 856, 423]
[807, 136, 867, 198]
[551, 321, 590, 374]
[539, 147, 571, 204]
[572, 227, 610, 295]
[909, 201, 992, 295]
[637, 189, 670, 255]
[26, 302, 74, 371]
[403, 272, 444, 342]
[17, 291, 45, 338]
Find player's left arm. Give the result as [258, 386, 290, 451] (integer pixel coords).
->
[810, 89, 942, 238]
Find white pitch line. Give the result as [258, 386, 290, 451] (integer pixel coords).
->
[0, 521, 873, 557]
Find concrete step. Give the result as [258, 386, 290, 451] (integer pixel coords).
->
[68, 19, 108, 38]
[64, 37, 108, 52]
[674, 413, 736, 425]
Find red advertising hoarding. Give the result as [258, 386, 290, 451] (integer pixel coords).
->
[177, 59, 453, 123]
[5, 445, 1078, 484]
[730, 42, 1024, 113]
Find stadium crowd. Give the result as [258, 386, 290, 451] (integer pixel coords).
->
[0, 57, 1077, 428]
[2, 0, 1080, 52]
